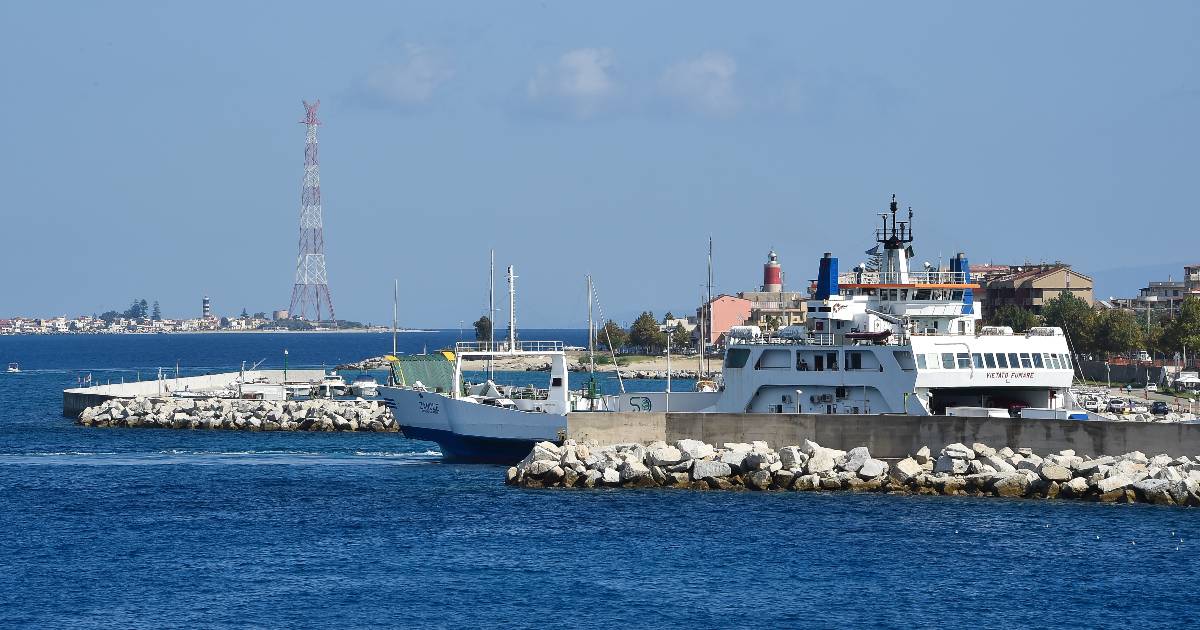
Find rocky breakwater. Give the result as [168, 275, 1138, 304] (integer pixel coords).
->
[505, 439, 1200, 507]
[613, 369, 705, 380]
[1091, 410, 1198, 423]
[77, 396, 397, 432]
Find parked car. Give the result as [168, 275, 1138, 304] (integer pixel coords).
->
[1146, 383, 1158, 392]
[1107, 398, 1128, 413]
[1151, 401, 1169, 416]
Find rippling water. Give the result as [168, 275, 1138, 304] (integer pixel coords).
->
[2, 333, 1198, 628]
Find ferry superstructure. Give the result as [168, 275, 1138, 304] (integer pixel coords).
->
[712, 197, 1077, 416]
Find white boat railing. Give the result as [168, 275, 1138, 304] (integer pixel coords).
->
[840, 270, 971, 285]
[455, 340, 564, 354]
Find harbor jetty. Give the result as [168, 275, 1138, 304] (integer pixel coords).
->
[63, 369, 326, 416]
[506, 438, 1200, 506]
[77, 396, 396, 432]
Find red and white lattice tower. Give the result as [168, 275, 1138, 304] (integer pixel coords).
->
[288, 100, 336, 326]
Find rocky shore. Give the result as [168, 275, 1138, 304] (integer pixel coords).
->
[77, 396, 397, 432]
[1090, 411, 1198, 423]
[506, 439, 1200, 507]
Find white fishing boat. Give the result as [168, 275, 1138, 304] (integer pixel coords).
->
[380, 264, 716, 461]
[6, 362, 18, 373]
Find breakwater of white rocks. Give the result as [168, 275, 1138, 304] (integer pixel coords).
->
[77, 396, 397, 432]
[506, 438, 1200, 507]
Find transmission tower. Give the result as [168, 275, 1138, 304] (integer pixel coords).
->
[288, 99, 336, 327]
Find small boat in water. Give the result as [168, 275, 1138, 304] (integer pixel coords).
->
[6, 362, 19, 373]
[350, 374, 379, 398]
[319, 372, 348, 397]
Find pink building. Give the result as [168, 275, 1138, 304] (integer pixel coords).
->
[697, 295, 753, 346]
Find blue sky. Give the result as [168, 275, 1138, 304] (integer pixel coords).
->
[2, 2, 1197, 327]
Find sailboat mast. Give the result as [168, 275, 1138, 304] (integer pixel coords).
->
[587, 275, 595, 375]
[706, 236, 713, 375]
[392, 278, 398, 358]
[507, 265, 517, 352]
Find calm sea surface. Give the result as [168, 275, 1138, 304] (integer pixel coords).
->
[1, 332, 1198, 628]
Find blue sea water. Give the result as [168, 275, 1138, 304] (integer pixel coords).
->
[2, 332, 1199, 628]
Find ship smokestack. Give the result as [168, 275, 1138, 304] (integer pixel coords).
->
[816, 252, 839, 300]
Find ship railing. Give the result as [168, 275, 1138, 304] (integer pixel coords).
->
[455, 340, 564, 354]
[839, 270, 971, 285]
[735, 333, 838, 346]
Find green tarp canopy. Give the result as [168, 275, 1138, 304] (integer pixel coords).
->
[389, 353, 455, 393]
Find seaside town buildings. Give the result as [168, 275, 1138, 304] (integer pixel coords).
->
[969, 263, 1095, 322]
[1105, 264, 1200, 316]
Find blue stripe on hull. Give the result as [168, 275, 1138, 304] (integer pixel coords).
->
[399, 424, 541, 464]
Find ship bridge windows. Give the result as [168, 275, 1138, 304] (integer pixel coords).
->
[893, 350, 916, 371]
[972, 353, 984, 369]
[956, 353, 971, 369]
[725, 348, 751, 369]
[940, 353, 955, 369]
[846, 351, 882, 371]
[755, 348, 792, 369]
[914, 289, 932, 300]
[798, 351, 839, 371]
[1019, 353, 1033, 368]
[1007, 353, 1020, 368]
[984, 353, 997, 368]
[1032, 354, 1044, 369]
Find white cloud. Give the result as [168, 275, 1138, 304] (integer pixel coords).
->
[660, 52, 739, 116]
[361, 44, 452, 107]
[525, 48, 617, 118]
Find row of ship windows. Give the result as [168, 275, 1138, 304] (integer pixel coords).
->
[916, 351, 1072, 371]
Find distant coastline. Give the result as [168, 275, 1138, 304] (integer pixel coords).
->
[0, 328, 438, 336]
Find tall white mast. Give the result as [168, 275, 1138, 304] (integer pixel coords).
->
[392, 278, 398, 358]
[587, 275, 595, 375]
[706, 236, 713, 375]
[507, 265, 517, 352]
[488, 249, 495, 378]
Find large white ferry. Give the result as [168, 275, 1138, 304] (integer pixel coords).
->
[711, 197, 1079, 417]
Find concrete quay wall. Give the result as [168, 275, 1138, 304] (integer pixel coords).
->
[568, 412, 1200, 459]
[62, 369, 325, 417]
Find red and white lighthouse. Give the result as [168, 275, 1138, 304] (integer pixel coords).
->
[763, 250, 782, 292]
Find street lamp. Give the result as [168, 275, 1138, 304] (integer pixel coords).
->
[283, 348, 289, 382]
[795, 389, 803, 414]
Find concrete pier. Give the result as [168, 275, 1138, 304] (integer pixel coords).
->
[567, 412, 1200, 459]
[62, 369, 325, 417]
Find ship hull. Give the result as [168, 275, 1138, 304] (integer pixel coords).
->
[381, 385, 562, 464]
[397, 424, 540, 463]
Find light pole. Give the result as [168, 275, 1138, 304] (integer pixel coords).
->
[283, 349, 289, 382]
[795, 389, 803, 414]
